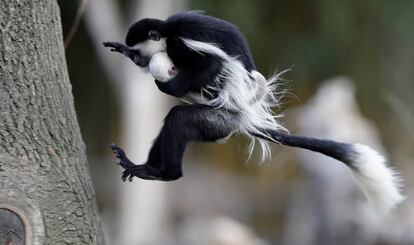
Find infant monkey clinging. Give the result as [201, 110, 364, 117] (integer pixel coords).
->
[103, 11, 404, 212]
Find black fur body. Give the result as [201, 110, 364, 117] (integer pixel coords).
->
[105, 12, 258, 181]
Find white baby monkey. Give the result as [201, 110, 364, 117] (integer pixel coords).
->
[149, 51, 178, 82]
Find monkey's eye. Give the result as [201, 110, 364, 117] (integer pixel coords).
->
[148, 30, 161, 41]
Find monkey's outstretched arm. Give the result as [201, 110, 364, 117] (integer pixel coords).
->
[103, 41, 150, 67]
[111, 104, 239, 181]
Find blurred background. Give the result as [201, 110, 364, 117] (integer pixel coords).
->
[58, 0, 413, 244]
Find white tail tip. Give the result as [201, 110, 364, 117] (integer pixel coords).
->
[350, 144, 405, 213]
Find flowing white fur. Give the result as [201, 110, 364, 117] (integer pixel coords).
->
[350, 144, 404, 212]
[181, 38, 288, 161]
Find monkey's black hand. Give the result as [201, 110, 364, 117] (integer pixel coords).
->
[103, 41, 149, 67]
[111, 143, 162, 181]
[103, 41, 130, 54]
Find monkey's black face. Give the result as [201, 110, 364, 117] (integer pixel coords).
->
[125, 18, 167, 59]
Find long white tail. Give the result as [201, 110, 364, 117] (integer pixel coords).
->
[350, 144, 404, 212]
[253, 130, 405, 212]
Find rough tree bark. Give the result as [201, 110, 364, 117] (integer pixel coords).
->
[0, 1, 104, 244]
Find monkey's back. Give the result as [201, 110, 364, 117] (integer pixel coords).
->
[165, 12, 256, 71]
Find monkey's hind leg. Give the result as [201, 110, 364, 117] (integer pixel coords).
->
[111, 104, 240, 182]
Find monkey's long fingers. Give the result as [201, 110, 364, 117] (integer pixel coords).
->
[103, 41, 130, 54]
[103, 41, 123, 48]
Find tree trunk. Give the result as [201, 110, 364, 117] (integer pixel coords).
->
[0, 1, 104, 244]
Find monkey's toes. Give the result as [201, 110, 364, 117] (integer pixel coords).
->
[122, 169, 135, 182]
[110, 143, 134, 169]
[121, 165, 147, 182]
[110, 143, 126, 158]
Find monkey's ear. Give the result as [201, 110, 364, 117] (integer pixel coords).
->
[148, 30, 161, 41]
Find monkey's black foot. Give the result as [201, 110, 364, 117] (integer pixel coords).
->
[120, 164, 161, 182]
[110, 143, 165, 181]
[110, 143, 134, 169]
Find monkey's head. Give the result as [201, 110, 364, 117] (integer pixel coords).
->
[126, 18, 167, 59]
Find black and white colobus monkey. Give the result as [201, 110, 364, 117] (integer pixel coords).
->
[103, 12, 403, 211]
